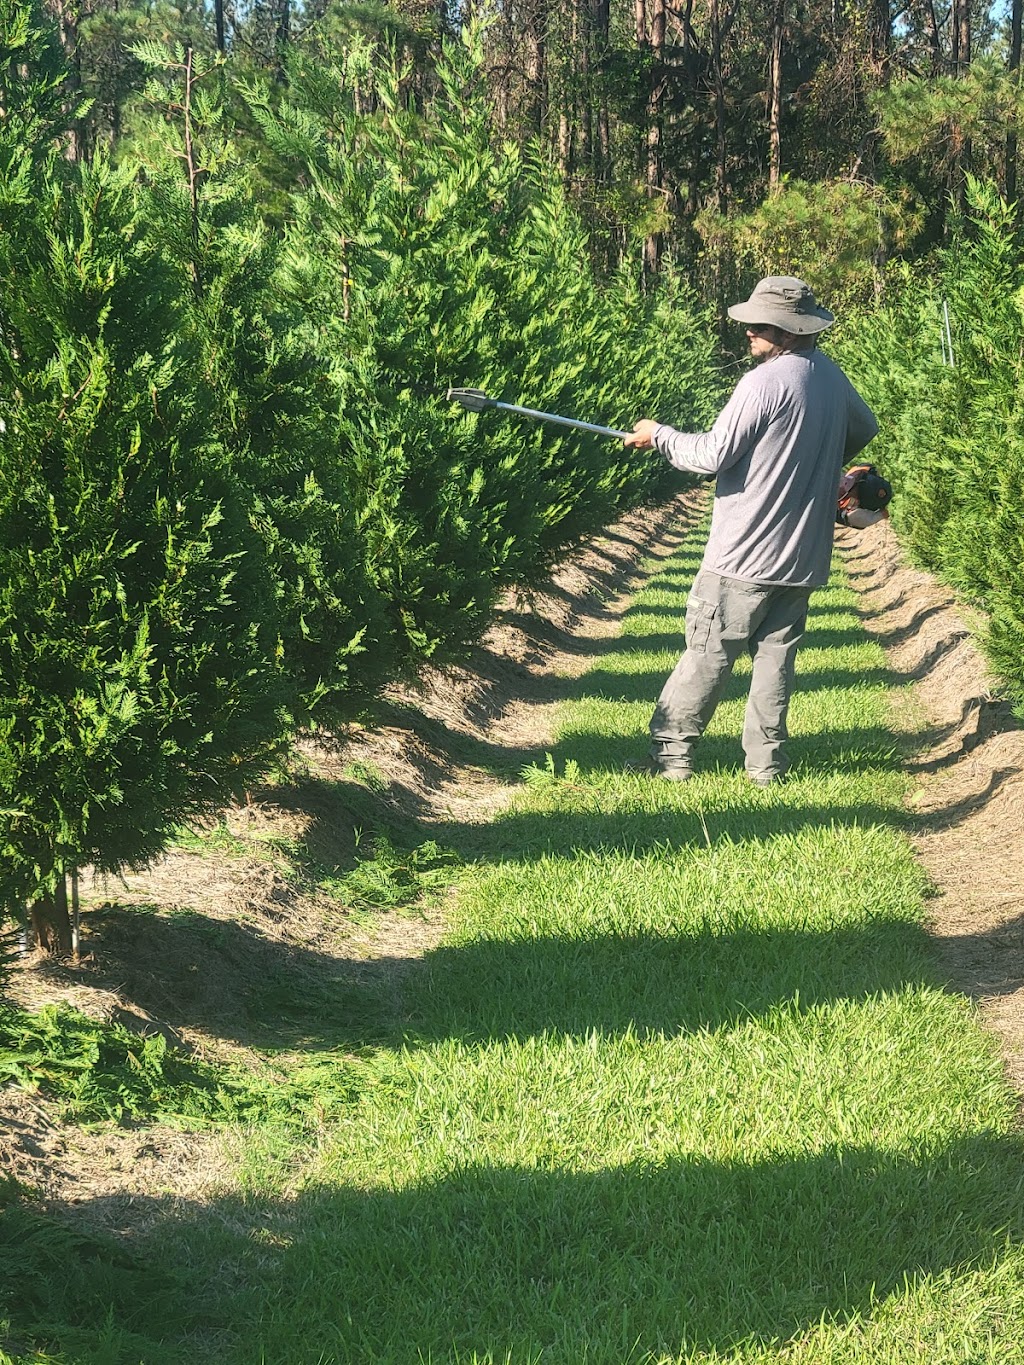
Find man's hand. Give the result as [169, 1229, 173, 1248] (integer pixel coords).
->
[624, 419, 658, 449]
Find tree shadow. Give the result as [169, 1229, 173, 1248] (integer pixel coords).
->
[412, 919, 933, 1046]
[6, 1135, 1023, 1362]
[562, 662, 896, 706]
[868, 602, 952, 647]
[78, 780, 924, 1056]
[936, 909, 1024, 1003]
[535, 725, 905, 782]
[74, 900, 411, 1053]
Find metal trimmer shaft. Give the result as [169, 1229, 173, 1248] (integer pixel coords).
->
[446, 388, 630, 440]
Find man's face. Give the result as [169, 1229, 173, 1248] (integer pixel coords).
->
[745, 324, 785, 360]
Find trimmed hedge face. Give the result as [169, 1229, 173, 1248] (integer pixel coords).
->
[834, 180, 1024, 717]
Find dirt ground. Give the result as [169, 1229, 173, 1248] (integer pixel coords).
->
[2, 494, 1022, 1217]
[836, 524, 1024, 1089]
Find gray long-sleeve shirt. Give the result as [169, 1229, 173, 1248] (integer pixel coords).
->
[654, 349, 878, 587]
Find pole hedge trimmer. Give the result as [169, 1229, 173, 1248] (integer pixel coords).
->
[446, 388, 630, 441]
[447, 388, 894, 524]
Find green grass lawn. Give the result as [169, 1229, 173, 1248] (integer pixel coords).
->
[4, 531, 1024, 1364]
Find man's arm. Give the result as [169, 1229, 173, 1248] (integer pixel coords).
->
[845, 387, 879, 458]
[625, 374, 772, 477]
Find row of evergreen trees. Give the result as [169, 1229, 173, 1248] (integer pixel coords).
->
[836, 180, 1024, 716]
[0, 1, 721, 942]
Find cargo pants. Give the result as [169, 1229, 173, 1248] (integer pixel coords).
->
[649, 569, 812, 782]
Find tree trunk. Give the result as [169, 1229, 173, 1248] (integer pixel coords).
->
[950, 0, 971, 215]
[592, 0, 611, 182]
[29, 875, 73, 956]
[867, 0, 891, 79]
[525, 0, 547, 137]
[558, 106, 572, 175]
[953, 0, 970, 72]
[556, 0, 577, 178]
[48, 0, 87, 159]
[1008, 0, 1022, 206]
[768, 0, 784, 191]
[642, 0, 667, 278]
[578, 0, 592, 174]
[274, 0, 290, 81]
[711, 0, 728, 215]
[912, 0, 943, 75]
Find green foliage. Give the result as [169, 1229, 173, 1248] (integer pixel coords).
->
[173, 816, 458, 911]
[8, 553, 1024, 1365]
[241, 25, 721, 671]
[126, 39, 394, 722]
[520, 752, 583, 786]
[836, 178, 1024, 714]
[697, 177, 925, 303]
[874, 58, 1024, 184]
[332, 835, 457, 910]
[0, 1001, 236, 1124]
[0, 146, 296, 908]
[0, 0, 77, 194]
[0, 993, 371, 1130]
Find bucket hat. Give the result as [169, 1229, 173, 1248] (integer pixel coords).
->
[727, 276, 834, 335]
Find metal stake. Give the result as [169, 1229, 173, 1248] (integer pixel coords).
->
[71, 868, 81, 959]
[942, 300, 955, 368]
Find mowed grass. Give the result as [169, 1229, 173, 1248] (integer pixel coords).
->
[5, 534, 1024, 1364]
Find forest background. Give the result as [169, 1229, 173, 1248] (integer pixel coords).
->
[1, 0, 1023, 945]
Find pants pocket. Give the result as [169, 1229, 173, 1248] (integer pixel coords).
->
[685, 594, 717, 653]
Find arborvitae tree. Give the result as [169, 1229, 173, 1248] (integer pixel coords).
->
[0, 151, 292, 947]
[1, 2, 723, 952]
[125, 38, 395, 722]
[836, 180, 1024, 715]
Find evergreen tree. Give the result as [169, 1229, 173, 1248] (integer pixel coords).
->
[126, 37, 394, 720]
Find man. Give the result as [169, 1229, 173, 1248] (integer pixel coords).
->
[624, 275, 879, 786]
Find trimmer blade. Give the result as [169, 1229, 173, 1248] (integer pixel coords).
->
[446, 387, 495, 413]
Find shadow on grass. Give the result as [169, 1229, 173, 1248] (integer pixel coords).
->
[75, 899, 409, 1052]
[563, 662, 895, 705]
[411, 918, 934, 1045]
[78, 797, 921, 1054]
[75, 751, 1017, 1057]
[5, 1134, 1023, 1363]
[529, 724, 905, 782]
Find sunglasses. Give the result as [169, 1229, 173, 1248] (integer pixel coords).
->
[745, 324, 777, 337]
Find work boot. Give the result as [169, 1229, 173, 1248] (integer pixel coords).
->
[659, 764, 694, 782]
[624, 757, 693, 782]
[748, 771, 784, 788]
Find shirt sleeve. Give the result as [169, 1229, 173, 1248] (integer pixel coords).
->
[844, 386, 879, 458]
[651, 374, 773, 477]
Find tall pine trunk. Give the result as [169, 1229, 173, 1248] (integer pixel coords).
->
[711, 0, 728, 214]
[640, 0, 667, 278]
[590, 0, 611, 182]
[525, 0, 547, 138]
[1008, 0, 1022, 207]
[768, 0, 784, 191]
[950, 0, 971, 217]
